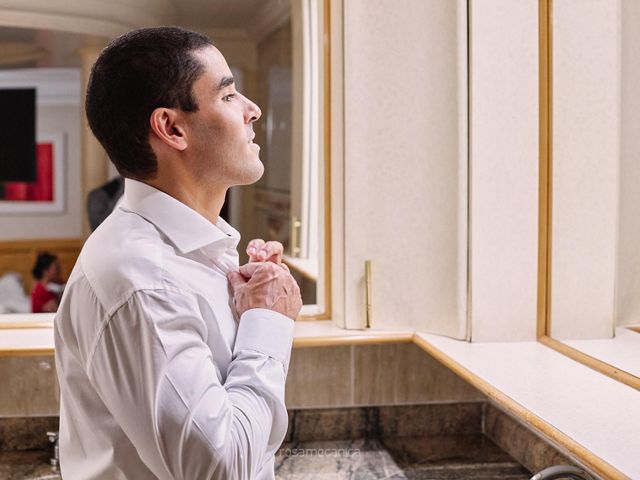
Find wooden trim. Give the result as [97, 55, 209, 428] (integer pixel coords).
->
[321, 0, 333, 322]
[296, 315, 322, 324]
[412, 334, 628, 480]
[539, 335, 640, 391]
[537, 0, 552, 339]
[0, 322, 53, 330]
[0, 347, 54, 357]
[536, 0, 640, 391]
[293, 332, 412, 348]
[299, 0, 332, 322]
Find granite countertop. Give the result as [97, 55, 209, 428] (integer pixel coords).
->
[0, 403, 554, 479]
[275, 436, 530, 479]
[0, 450, 59, 480]
[0, 438, 528, 480]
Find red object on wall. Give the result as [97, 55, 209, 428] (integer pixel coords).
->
[30, 143, 53, 201]
[3, 182, 28, 200]
[2, 143, 54, 201]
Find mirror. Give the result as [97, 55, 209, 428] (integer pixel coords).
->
[0, 0, 329, 327]
[545, 0, 640, 384]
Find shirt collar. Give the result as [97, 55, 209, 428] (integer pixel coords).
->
[120, 178, 240, 253]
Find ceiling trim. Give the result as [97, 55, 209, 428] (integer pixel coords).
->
[0, 0, 176, 38]
[248, 0, 291, 43]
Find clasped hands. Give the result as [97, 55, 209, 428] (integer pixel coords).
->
[227, 239, 303, 321]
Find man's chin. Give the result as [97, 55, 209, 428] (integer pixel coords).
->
[233, 162, 264, 186]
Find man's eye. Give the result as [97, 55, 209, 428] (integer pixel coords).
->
[223, 94, 236, 102]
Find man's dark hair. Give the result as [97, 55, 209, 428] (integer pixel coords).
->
[86, 27, 213, 179]
[32, 252, 57, 280]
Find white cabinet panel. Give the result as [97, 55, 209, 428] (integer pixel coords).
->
[550, 0, 619, 340]
[340, 0, 468, 337]
[469, 0, 540, 341]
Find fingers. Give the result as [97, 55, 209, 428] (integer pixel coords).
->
[239, 262, 263, 278]
[246, 239, 266, 261]
[261, 241, 284, 263]
[227, 271, 247, 290]
[239, 261, 289, 279]
[246, 239, 284, 263]
[230, 260, 303, 320]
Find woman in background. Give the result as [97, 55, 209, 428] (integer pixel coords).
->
[31, 252, 63, 313]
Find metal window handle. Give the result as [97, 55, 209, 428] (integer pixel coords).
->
[290, 216, 302, 257]
[365, 260, 372, 328]
[47, 430, 59, 471]
[530, 465, 594, 480]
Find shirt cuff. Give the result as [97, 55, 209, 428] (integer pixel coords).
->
[234, 308, 295, 371]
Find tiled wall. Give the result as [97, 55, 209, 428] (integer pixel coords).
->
[0, 343, 484, 417]
[484, 403, 583, 476]
[285, 343, 485, 409]
[0, 355, 59, 417]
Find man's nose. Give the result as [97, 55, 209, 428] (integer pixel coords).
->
[245, 98, 261, 124]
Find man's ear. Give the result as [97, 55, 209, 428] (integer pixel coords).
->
[149, 108, 188, 151]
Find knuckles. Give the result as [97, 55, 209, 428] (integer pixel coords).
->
[258, 262, 280, 273]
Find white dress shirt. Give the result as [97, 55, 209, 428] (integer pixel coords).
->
[54, 179, 294, 480]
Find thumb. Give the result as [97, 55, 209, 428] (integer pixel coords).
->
[239, 262, 263, 278]
[227, 271, 247, 290]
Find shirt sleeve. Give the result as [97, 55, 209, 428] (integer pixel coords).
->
[86, 287, 294, 480]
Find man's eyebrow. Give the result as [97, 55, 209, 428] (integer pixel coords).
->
[216, 76, 235, 91]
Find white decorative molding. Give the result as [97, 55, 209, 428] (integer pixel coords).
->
[0, 0, 176, 38]
[0, 68, 81, 106]
[248, 0, 291, 42]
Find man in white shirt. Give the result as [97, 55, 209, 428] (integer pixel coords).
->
[54, 27, 302, 479]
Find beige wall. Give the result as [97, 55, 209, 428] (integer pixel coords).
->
[470, 0, 540, 341]
[550, 0, 620, 339]
[340, 0, 468, 336]
[0, 343, 483, 417]
[209, 37, 258, 72]
[616, 0, 640, 327]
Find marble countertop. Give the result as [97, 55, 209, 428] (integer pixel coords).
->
[0, 403, 540, 479]
[0, 451, 59, 480]
[0, 437, 528, 480]
[275, 437, 530, 480]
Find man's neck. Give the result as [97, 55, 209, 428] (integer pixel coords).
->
[144, 176, 227, 226]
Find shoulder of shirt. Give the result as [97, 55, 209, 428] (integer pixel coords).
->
[77, 207, 184, 314]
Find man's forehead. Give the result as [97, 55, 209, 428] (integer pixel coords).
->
[195, 46, 233, 84]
